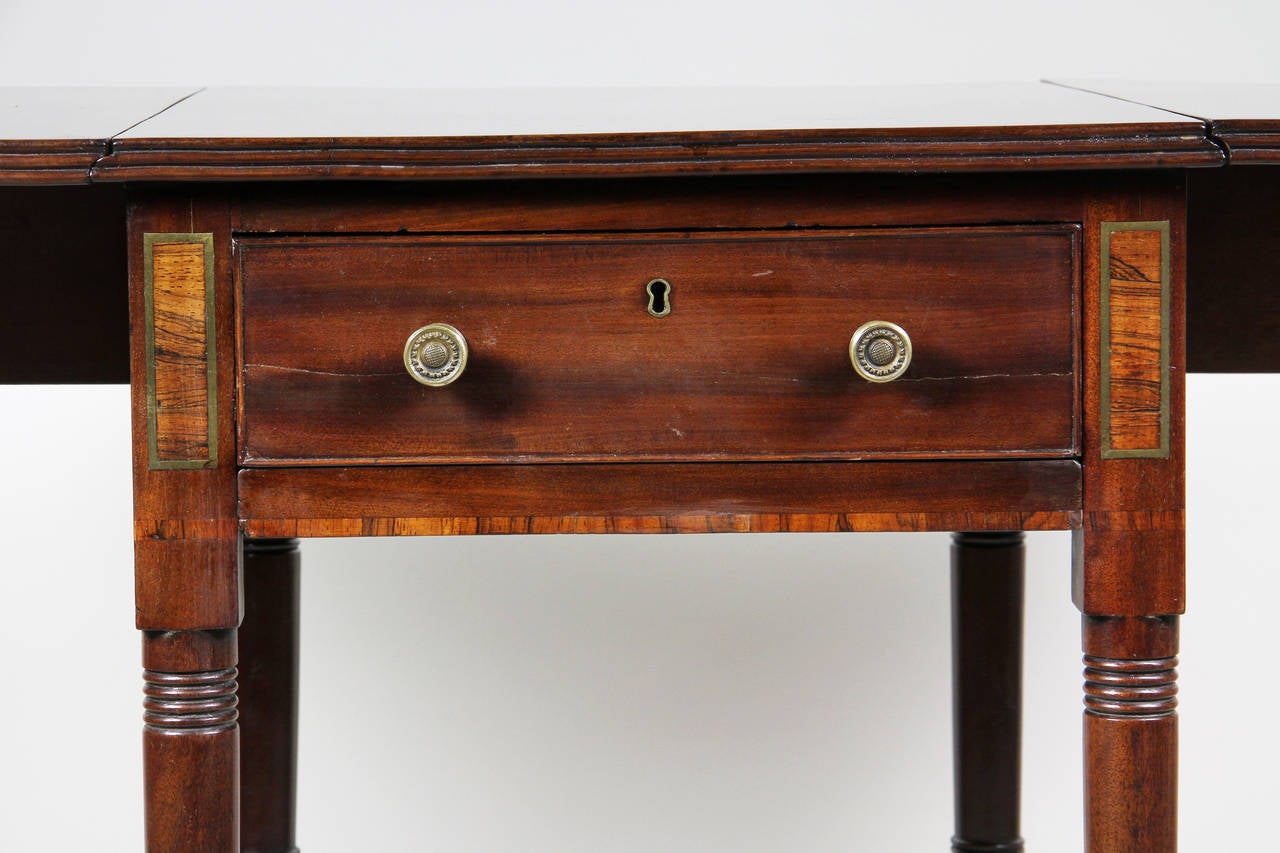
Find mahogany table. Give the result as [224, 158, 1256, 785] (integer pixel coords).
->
[5, 82, 1273, 852]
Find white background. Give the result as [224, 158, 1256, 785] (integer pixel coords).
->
[2, 2, 1279, 850]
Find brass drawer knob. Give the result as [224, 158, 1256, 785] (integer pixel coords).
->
[404, 323, 468, 387]
[850, 320, 912, 382]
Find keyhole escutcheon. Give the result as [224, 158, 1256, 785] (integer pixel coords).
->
[646, 278, 672, 317]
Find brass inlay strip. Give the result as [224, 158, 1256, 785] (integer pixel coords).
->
[144, 232, 217, 469]
[1099, 221, 1170, 459]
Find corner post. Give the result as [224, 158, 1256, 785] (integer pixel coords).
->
[1078, 179, 1186, 852]
[130, 191, 241, 852]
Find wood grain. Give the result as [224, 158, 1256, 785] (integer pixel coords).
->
[0, 140, 100, 185]
[238, 460, 1080, 538]
[237, 228, 1077, 464]
[148, 236, 214, 465]
[1084, 714, 1178, 853]
[98, 129, 1222, 181]
[233, 174, 1093, 235]
[130, 193, 239, 632]
[1103, 225, 1167, 456]
[131, 193, 244, 853]
[1081, 615, 1179, 853]
[141, 628, 239, 853]
[107, 163, 1194, 852]
[1075, 179, 1185, 618]
[1075, 179, 1185, 852]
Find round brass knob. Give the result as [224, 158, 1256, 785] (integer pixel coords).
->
[404, 323, 468, 387]
[850, 321, 912, 383]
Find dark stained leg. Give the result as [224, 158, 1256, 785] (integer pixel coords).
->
[951, 531, 1026, 853]
[239, 538, 302, 853]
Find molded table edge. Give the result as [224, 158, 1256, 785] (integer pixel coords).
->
[0, 88, 203, 186]
[1045, 79, 1280, 165]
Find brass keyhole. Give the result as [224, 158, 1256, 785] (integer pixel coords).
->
[646, 278, 671, 317]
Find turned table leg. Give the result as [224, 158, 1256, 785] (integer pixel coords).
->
[240, 538, 302, 853]
[130, 195, 241, 852]
[143, 628, 240, 852]
[1082, 615, 1179, 852]
[951, 531, 1025, 853]
[1076, 198, 1185, 850]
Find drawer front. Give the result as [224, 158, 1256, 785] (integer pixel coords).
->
[237, 228, 1076, 464]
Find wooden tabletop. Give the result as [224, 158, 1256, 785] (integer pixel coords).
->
[1049, 80, 1280, 163]
[1, 83, 1223, 183]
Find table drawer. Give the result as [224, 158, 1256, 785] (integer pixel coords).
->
[237, 227, 1077, 464]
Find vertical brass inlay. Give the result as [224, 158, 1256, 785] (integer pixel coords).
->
[144, 233, 217, 469]
[1100, 221, 1170, 459]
